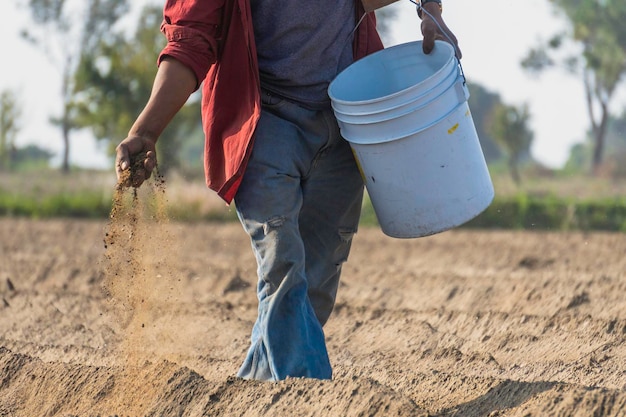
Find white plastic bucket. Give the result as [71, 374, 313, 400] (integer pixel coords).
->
[328, 40, 494, 238]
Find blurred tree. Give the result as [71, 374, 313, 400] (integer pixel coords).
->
[467, 82, 505, 163]
[0, 90, 21, 171]
[12, 144, 54, 170]
[521, 0, 626, 175]
[19, 0, 129, 173]
[563, 142, 590, 174]
[488, 103, 534, 185]
[73, 4, 201, 176]
[564, 110, 626, 178]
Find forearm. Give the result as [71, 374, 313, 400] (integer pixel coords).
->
[128, 57, 197, 142]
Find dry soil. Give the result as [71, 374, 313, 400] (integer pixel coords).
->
[1, 188, 626, 416]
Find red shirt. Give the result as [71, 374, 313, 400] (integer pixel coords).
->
[159, 0, 383, 203]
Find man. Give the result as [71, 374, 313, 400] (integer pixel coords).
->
[115, 0, 460, 381]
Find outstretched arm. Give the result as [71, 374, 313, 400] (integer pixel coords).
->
[115, 57, 197, 187]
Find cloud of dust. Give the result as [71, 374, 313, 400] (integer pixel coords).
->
[101, 167, 185, 410]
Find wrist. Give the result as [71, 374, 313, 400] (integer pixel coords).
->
[417, 0, 442, 19]
[128, 126, 159, 144]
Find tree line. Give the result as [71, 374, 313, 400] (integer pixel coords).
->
[2, 0, 625, 184]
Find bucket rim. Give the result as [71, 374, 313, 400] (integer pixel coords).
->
[331, 65, 461, 118]
[334, 75, 464, 126]
[328, 40, 457, 107]
[341, 100, 469, 145]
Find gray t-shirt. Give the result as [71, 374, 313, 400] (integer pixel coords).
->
[250, 0, 356, 108]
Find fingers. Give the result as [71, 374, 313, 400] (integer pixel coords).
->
[421, 18, 462, 59]
[115, 144, 130, 182]
[144, 151, 156, 173]
[421, 20, 437, 55]
[134, 152, 155, 187]
[114, 140, 157, 189]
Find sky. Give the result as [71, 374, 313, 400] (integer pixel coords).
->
[2, 0, 622, 170]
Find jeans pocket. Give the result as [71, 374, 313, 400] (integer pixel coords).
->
[261, 89, 286, 109]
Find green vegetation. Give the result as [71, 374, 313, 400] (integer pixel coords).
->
[461, 172, 626, 232]
[1, 169, 625, 232]
[0, 169, 112, 218]
[464, 195, 626, 232]
[0, 191, 111, 219]
[0, 169, 237, 222]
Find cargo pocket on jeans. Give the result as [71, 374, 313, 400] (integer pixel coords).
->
[335, 227, 357, 265]
[263, 216, 286, 235]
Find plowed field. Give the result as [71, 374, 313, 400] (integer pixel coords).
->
[1, 214, 625, 416]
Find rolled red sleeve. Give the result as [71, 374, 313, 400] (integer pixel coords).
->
[158, 0, 225, 88]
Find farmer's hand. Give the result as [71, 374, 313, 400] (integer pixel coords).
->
[115, 135, 157, 188]
[420, 2, 462, 59]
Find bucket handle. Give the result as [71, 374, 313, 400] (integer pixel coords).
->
[351, 1, 467, 86]
[409, 0, 467, 85]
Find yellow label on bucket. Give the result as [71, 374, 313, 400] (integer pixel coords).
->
[447, 123, 460, 135]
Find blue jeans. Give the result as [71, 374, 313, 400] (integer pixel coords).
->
[234, 92, 364, 381]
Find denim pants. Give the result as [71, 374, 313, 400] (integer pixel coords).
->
[234, 91, 364, 381]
